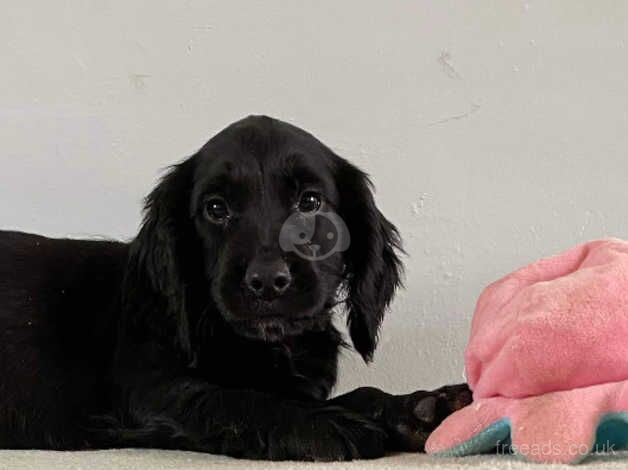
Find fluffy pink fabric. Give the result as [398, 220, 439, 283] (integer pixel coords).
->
[426, 239, 628, 463]
[468, 238, 628, 399]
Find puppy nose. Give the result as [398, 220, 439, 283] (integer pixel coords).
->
[245, 258, 292, 297]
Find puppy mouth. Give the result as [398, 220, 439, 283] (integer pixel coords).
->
[238, 299, 314, 329]
[213, 275, 332, 341]
[250, 298, 283, 315]
[222, 298, 332, 342]
[229, 315, 317, 342]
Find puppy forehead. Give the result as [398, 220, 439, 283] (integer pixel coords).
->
[194, 152, 258, 185]
[194, 121, 336, 192]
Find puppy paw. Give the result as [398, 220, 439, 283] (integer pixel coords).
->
[386, 383, 472, 452]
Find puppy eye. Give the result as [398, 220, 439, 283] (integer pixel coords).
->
[204, 197, 230, 223]
[297, 191, 322, 213]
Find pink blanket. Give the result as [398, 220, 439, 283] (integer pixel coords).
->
[426, 239, 628, 463]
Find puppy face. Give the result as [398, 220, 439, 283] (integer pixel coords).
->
[132, 115, 402, 360]
[190, 118, 345, 340]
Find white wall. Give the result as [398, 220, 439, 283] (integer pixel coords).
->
[2, 1, 628, 395]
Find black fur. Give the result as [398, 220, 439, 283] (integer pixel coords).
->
[0, 116, 470, 460]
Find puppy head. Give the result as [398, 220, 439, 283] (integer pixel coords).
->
[130, 116, 402, 361]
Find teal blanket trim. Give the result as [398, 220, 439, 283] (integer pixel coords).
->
[433, 412, 628, 464]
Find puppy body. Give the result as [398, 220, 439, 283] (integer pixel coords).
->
[0, 116, 470, 459]
[0, 232, 126, 447]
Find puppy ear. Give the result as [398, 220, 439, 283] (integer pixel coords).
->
[336, 158, 403, 362]
[125, 156, 197, 360]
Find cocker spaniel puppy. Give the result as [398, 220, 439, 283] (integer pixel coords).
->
[0, 116, 470, 460]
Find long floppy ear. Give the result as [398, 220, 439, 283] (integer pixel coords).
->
[336, 158, 403, 362]
[124, 156, 197, 360]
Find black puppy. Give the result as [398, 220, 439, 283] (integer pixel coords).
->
[0, 116, 470, 460]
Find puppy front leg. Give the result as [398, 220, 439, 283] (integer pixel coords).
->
[100, 377, 386, 461]
[330, 384, 472, 452]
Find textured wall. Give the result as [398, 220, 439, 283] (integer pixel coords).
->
[2, 1, 628, 395]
